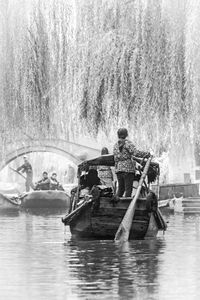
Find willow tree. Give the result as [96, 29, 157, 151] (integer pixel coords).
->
[76, 1, 174, 150]
[0, 0, 76, 142]
[0, 0, 29, 151]
[0, 0, 196, 157]
[185, 0, 200, 142]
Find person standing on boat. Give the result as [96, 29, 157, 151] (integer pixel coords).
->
[16, 156, 34, 192]
[113, 128, 150, 197]
[97, 147, 114, 187]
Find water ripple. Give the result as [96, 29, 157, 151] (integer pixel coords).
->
[0, 209, 200, 299]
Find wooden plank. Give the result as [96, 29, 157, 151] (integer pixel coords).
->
[91, 217, 149, 239]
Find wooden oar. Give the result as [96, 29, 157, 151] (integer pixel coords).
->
[156, 208, 168, 231]
[157, 175, 160, 200]
[9, 166, 26, 180]
[114, 155, 153, 243]
[62, 196, 93, 225]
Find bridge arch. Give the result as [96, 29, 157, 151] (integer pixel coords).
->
[0, 139, 100, 172]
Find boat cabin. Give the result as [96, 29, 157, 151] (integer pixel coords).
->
[76, 154, 159, 196]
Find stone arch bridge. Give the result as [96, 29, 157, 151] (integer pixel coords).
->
[0, 139, 100, 172]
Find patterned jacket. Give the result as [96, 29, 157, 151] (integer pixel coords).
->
[113, 139, 149, 173]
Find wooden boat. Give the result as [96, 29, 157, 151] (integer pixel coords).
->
[1, 190, 70, 209]
[0, 192, 20, 209]
[62, 154, 167, 240]
[20, 190, 70, 208]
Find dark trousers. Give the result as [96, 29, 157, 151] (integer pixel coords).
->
[116, 172, 135, 197]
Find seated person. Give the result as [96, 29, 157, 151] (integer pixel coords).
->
[80, 168, 101, 190]
[50, 172, 64, 191]
[97, 147, 113, 187]
[71, 169, 101, 196]
[35, 171, 50, 190]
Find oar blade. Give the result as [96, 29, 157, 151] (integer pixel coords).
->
[114, 199, 137, 242]
[114, 223, 128, 242]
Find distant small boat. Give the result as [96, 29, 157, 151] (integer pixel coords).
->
[0, 190, 70, 209]
[62, 154, 167, 240]
[20, 190, 70, 208]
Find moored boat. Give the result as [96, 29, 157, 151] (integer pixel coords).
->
[62, 154, 167, 240]
[22, 190, 70, 208]
[0, 192, 20, 209]
[20, 190, 70, 208]
[1, 190, 70, 209]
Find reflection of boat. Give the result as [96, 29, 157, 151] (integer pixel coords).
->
[62, 154, 167, 239]
[1, 190, 70, 209]
[64, 237, 165, 298]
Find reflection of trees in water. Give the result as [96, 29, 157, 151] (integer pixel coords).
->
[65, 238, 165, 298]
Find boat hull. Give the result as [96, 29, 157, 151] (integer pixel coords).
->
[0, 193, 19, 209]
[21, 190, 70, 208]
[69, 197, 164, 240]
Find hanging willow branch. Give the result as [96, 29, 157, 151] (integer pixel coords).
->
[0, 0, 198, 153]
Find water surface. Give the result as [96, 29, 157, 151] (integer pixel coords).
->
[0, 208, 200, 300]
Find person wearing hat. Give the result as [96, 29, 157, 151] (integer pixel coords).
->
[113, 128, 150, 197]
[16, 156, 34, 192]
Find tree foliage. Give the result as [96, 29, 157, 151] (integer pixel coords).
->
[0, 0, 198, 156]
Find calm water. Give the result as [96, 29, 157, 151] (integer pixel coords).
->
[0, 208, 200, 300]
